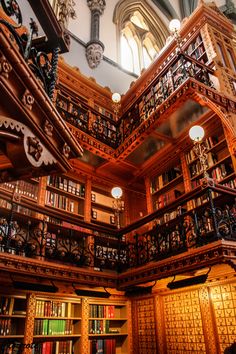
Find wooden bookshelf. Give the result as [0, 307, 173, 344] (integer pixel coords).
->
[33, 297, 82, 354]
[185, 34, 208, 64]
[45, 175, 85, 216]
[186, 129, 234, 191]
[0, 180, 39, 201]
[88, 301, 128, 354]
[150, 164, 184, 211]
[0, 295, 27, 338]
[0, 294, 130, 354]
[91, 187, 117, 226]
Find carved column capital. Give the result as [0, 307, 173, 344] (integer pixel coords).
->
[87, 0, 106, 14]
[57, 0, 76, 29]
[85, 40, 104, 69]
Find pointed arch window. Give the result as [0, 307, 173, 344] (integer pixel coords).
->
[114, 1, 169, 76]
[120, 12, 159, 74]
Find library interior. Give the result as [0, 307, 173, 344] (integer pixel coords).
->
[0, 0, 236, 353]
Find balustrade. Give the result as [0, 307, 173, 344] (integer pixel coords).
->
[0, 181, 235, 273]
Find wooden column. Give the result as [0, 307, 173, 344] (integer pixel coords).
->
[144, 176, 153, 214]
[23, 293, 36, 354]
[84, 177, 92, 222]
[81, 298, 89, 354]
[199, 287, 219, 354]
[155, 295, 167, 354]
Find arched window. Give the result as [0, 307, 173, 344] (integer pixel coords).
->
[114, 0, 169, 75]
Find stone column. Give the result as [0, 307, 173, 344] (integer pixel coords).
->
[86, 0, 106, 68]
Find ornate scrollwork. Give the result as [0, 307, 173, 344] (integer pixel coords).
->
[0, 54, 12, 79]
[44, 120, 53, 137]
[27, 136, 43, 162]
[63, 143, 71, 158]
[0, 0, 22, 26]
[0, 2, 58, 99]
[87, 0, 106, 14]
[57, 0, 76, 29]
[22, 90, 34, 110]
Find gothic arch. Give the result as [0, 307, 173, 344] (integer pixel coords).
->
[113, 0, 169, 66]
[196, 94, 235, 138]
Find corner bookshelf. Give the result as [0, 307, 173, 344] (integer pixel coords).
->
[88, 301, 128, 354]
[185, 34, 208, 64]
[0, 295, 26, 340]
[33, 297, 82, 354]
[45, 175, 85, 217]
[186, 130, 235, 190]
[150, 163, 184, 211]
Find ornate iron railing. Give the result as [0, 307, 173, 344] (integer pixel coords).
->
[120, 53, 215, 141]
[119, 180, 236, 270]
[0, 180, 235, 272]
[55, 53, 215, 149]
[56, 91, 121, 148]
[0, 0, 59, 99]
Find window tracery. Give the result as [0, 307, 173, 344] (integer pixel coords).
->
[114, 0, 169, 75]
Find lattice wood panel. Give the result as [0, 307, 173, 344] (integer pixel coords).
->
[210, 282, 236, 353]
[136, 297, 157, 354]
[163, 290, 206, 353]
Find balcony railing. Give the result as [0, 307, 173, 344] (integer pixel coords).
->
[120, 53, 215, 141]
[0, 180, 235, 273]
[55, 52, 216, 149]
[56, 92, 121, 148]
[119, 180, 236, 270]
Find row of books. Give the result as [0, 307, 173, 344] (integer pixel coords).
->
[47, 176, 85, 197]
[154, 206, 187, 225]
[191, 191, 219, 209]
[35, 301, 68, 318]
[189, 153, 218, 178]
[32, 341, 73, 354]
[46, 191, 78, 214]
[211, 163, 233, 182]
[89, 320, 119, 335]
[0, 297, 12, 315]
[186, 35, 202, 54]
[0, 318, 11, 335]
[151, 167, 182, 193]
[89, 305, 115, 319]
[154, 189, 182, 210]
[185, 136, 219, 164]
[1, 181, 38, 200]
[223, 178, 236, 189]
[34, 319, 73, 335]
[94, 104, 113, 120]
[90, 339, 116, 354]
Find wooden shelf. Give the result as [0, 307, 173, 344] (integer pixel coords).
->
[0, 335, 24, 338]
[89, 333, 128, 337]
[46, 185, 85, 200]
[151, 174, 183, 196]
[44, 203, 84, 218]
[187, 138, 226, 165]
[0, 314, 26, 318]
[33, 334, 81, 338]
[89, 318, 127, 321]
[34, 316, 82, 320]
[191, 154, 232, 181]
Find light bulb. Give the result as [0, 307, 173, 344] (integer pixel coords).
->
[169, 19, 181, 33]
[111, 187, 123, 199]
[189, 125, 205, 142]
[112, 92, 121, 103]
